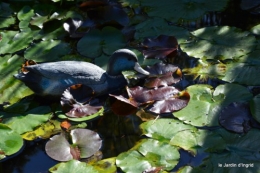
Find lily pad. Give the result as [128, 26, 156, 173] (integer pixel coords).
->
[0, 2, 15, 28]
[144, 62, 182, 88]
[140, 0, 228, 22]
[49, 159, 99, 173]
[180, 26, 256, 60]
[109, 94, 138, 116]
[223, 63, 260, 85]
[174, 84, 253, 126]
[79, 0, 129, 27]
[140, 118, 196, 142]
[141, 35, 178, 60]
[219, 102, 252, 133]
[0, 30, 36, 55]
[116, 139, 180, 172]
[22, 120, 61, 141]
[0, 55, 33, 104]
[2, 106, 52, 134]
[45, 128, 102, 161]
[24, 40, 71, 62]
[250, 94, 260, 123]
[196, 129, 260, 172]
[134, 18, 190, 43]
[0, 123, 24, 160]
[77, 26, 126, 58]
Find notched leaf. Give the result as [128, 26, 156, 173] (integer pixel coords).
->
[61, 84, 102, 118]
[141, 35, 178, 60]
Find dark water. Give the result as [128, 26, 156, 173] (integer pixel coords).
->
[1, 0, 260, 173]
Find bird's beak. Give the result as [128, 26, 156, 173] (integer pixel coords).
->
[134, 62, 150, 75]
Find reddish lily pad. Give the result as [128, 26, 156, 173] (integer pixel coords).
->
[219, 102, 253, 133]
[141, 35, 178, 60]
[127, 86, 179, 104]
[45, 128, 102, 161]
[149, 91, 190, 114]
[109, 94, 138, 116]
[61, 85, 103, 119]
[143, 63, 182, 88]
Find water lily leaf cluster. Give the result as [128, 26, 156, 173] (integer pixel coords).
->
[110, 62, 189, 115]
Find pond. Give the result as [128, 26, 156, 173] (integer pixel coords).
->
[1, 0, 260, 172]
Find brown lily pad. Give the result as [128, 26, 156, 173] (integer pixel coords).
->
[141, 35, 178, 60]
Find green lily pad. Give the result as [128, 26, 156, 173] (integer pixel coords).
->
[0, 55, 33, 104]
[180, 26, 256, 60]
[17, 6, 34, 21]
[77, 26, 126, 58]
[116, 139, 180, 172]
[0, 2, 15, 28]
[140, 0, 228, 22]
[134, 18, 190, 43]
[250, 94, 260, 123]
[49, 160, 99, 173]
[0, 30, 36, 55]
[90, 157, 117, 173]
[195, 129, 260, 173]
[140, 118, 196, 142]
[223, 63, 260, 85]
[24, 40, 71, 62]
[0, 123, 24, 160]
[2, 106, 52, 134]
[170, 129, 225, 155]
[174, 84, 253, 126]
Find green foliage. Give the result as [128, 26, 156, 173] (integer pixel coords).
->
[0, 123, 24, 160]
[140, 0, 228, 22]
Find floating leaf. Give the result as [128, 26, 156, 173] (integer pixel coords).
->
[24, 40, 71, 62]
[250, 94, 260, 123]
[223, 63, 260, 85]
[149, 91, 190, 114]
[181, 26, 256, 60]
[45, 128, 102, 161]
[140, 119, 196, 142]
[77, 26, 126, 58]
[61, 85, 103, 118]
[219, 102, 252, 133]
[127, 86, 180, 103]
[109, 94, 138, 116]
[134, 18, 190, 43]
[141, 0, 228, 22]
[0, 30, 36, 55]
[144, 62, 182, 88]
[116, 139, 180, 172]
[22, 120, 61, 141]
[49, 159, 99, 173]
[141, 35, 178, 60]
[0, 2, 15, 28]
[174, 84, 253, 126]
[79, 1, 129, 27]
[0, 123, 24, 160]
[2, 106, 52, 134]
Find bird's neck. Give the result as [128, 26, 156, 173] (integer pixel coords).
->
[106, 74, 127, 93]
